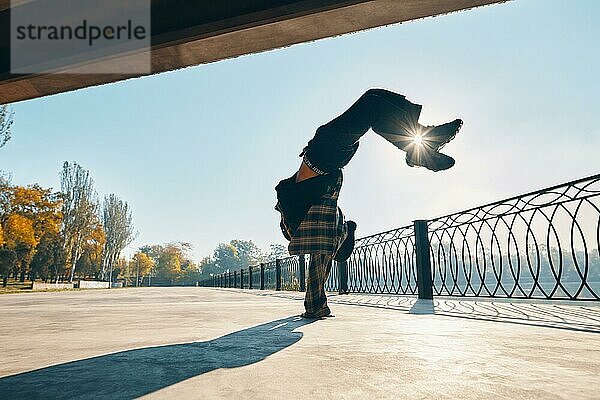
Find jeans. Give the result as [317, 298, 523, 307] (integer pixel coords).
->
[301, 88, 423, 174]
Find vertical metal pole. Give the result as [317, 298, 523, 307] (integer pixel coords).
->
[249, 266, 253, 289]
[298, 255, 306, 292]
[414, 220, 433, 300]
[260, 263, 265, 290]
[338, 260, 349, 294]
[228, 271, 231, 288]
[275, 259, 282, 291]
[240, 269, 244, 289]
[234, 271, 238, 288]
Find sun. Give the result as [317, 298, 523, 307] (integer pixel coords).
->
[412, 134, 423, 146]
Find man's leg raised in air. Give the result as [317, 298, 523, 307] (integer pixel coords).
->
[298, 88, 463, 179]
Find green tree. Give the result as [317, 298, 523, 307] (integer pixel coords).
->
[179, 262, 200, 286]
[198, 256, 219, 279]
[30, 231, 64, 281]
[230, 239, 265, 265]
[142, 242, 194, 285]
[101, 194, 136, 282]
[266, 243, 288, 261]
[128, 252, 154, 286]
[0, 248, 16, 287]
[212, 239, 265, 273]
[60, 161, 98, 283]
[0, 105, 14, 149]
[156, 248, 181, 283]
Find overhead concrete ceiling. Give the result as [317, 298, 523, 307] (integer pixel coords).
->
[0, 0, 507, 104]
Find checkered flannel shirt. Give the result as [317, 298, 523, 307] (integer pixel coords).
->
[277, 172, 347, 256]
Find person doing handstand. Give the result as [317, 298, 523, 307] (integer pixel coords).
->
[275, 88, 462, 318]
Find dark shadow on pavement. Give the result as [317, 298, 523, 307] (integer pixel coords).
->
[234, 289, 600, 334]
[0, 316, 314, 399]
[408, 299, 435, 315]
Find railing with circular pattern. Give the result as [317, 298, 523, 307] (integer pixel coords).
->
[428, 173, 600, 300]
[345, 225, 418, 295]
[263, 260, 278, 290]
[201, 174, 600, 301]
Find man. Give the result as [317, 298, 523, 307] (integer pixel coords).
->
[275, 88, 462, 318]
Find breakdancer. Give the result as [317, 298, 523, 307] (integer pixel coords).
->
[275, 88, 462, 318]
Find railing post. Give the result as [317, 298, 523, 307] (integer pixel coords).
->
[240, 269, 244, 289]
[298, 255, 306, 292]
[275, 259, 282, 291]
[414, 219, 433, 300]
[249, 266, 253, 289]
[260, 263, 265, 290]
[228, 271, 231, 288]
[338, 260, 349, 294]
[234, 271, 238, 288]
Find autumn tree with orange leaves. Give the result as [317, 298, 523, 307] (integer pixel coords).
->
[0, 177, 62, 285]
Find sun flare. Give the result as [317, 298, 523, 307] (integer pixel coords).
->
[413, 134, 423, 146]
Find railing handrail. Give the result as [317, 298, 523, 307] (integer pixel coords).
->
[429, 173, 600, 225]
[353, 224, 414, 248]
[203, 172, 600, 301]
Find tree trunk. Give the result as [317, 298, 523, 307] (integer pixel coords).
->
[68, 250, 79, 283]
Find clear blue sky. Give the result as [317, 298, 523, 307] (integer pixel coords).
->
[2, 0, 599, 260]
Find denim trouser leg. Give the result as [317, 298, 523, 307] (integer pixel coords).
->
[302, 88, 423, 174]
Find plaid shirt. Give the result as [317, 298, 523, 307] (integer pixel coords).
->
[276, 173, 347, 256]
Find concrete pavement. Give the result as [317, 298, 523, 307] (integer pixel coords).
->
[0, 287, 598, 399]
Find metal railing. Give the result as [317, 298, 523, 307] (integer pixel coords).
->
[201, 173, 600, 301]
[427, 174, 600, 300]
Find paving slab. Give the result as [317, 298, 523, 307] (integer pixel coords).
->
[0, 287, 598, 399]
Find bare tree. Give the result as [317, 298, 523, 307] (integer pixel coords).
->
[101, 194, 136, 283]
[60, 162, 98, 283]
[0, 105, 14, 149]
